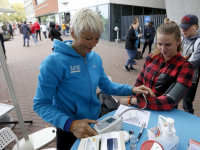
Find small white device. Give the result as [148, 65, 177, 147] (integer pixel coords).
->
[122, 131, 130, 143]
[94, 94, 148, 134]
[93, 116, 123, 134]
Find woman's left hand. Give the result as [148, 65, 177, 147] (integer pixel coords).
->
[132, 85, 155, 97]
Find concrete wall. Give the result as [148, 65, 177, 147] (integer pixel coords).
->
[165, 0, 200, 25]
[110, 0, 165, 9]
[62, 0, 165, 12]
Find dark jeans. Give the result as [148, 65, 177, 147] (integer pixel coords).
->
[36, 29, 41, 40]
[56, 128, 77, 150]
[142, 41, 153, 55]
[23, 34, 29, 46]
[43, 31, 47, 39]
[125, 48, 137, 67]
[183, 81, 199, 114]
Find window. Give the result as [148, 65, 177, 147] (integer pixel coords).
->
[133, 6, 143, 15]
[35, 0, 46, 5]
[122, 5, 132, 16]
[144, 7, 153, 15]
[98, 4, 109, 40]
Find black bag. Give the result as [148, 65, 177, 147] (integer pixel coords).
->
[97, 91, 118, 118]
[135, 51, 141, 60]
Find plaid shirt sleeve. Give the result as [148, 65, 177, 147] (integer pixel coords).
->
[135, 56, 151, 87]
[136, 61, 194, 111]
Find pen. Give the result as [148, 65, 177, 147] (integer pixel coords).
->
[137, 122, 146, 142]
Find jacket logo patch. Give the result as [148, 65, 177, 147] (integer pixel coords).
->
[93, 65, 96, 68]
[70, 65, 80, 73]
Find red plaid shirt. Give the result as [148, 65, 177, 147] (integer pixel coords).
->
[135, 52, 194, 110]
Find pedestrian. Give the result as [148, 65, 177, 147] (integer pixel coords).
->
[29, 22, 38, 45]
[48, 22, 63, 51]
[62, 22, 67, 36]
[17, 22, 22, 34]
[33, 8, 154, 150]
[124, 18, 142, 72]
[1, 23, 7, 35]
[20, 21, 30, 47]
[179, 14, 200, 114]
[40, 23, 48, 41]
[13, 22, 18, 35]
[0, 30, 7, 65]
[7, 22, 13, 39]
[141, 21, 156, 58]
[120, 21, 194, 111]
[55, 23, 61, 33]
[34, 20, 42, 41]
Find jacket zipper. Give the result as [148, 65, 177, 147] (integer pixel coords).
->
[84, 57, 92, 119]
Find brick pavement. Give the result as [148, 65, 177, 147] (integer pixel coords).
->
[0, 34, 199, 150]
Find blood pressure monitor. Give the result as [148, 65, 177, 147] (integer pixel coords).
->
[93, 116, 123, 134]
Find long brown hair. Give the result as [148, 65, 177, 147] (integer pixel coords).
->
[151, 21, 182, 58]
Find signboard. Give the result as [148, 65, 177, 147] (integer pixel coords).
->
[145, 16, 151, 25]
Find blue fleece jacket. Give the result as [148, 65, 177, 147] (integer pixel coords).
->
[33, 40, 133, 130]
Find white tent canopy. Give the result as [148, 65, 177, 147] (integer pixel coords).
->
[0, 8, 15, 13]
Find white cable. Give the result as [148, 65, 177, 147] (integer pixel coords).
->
[118, 94, 147, 117]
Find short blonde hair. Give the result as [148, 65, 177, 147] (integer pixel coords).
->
[70, 8, 104, 37]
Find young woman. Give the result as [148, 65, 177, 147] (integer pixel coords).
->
[120, 21, 194, 111]
[124, 19, 142, 72]
[33, 8, 154, 150]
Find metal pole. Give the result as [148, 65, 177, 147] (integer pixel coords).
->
[0, 41, 29, 140]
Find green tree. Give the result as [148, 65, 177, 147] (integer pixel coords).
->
[0, 0, 12, 22]
[9, 3, 26, 22]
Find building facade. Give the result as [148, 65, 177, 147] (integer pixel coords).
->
[24, 0, 35, 23]
[165, 0, 200, 26]
[58, 0, 166, 41]
[32, 0, 60, 25]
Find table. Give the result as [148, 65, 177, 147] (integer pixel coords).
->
[0, 103, 14, 129]
[71, 108, 200, 150]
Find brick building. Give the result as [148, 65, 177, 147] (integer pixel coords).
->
[31, 0, 60, 25]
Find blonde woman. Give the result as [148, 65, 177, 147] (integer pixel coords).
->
[33, 8, 153, 150]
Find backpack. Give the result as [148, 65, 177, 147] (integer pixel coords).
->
[97, 91, 118, 118]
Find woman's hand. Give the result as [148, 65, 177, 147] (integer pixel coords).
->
[132, 85, 155, 97]
[69, 119, 98, 139]
[138, 34, 143, 38]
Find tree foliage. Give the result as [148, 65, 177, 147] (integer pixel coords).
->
[0, 0, 26, 22]
[9, 3, 26, 22]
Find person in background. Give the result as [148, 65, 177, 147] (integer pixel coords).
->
[120, 21, 194, 111]
[48, 21, 62, 51]
[7, 22, 13, 39]
[141, 21, 156, 59]
[55, 23, 62, 33]
[34, 20, 42, 41]
[0, 30, 7, 66]
[40, 23, 48, 41]
[1, 23, 7, 35]
[33, 8, 154, 150]
[124, 18, 142, 72]
[29, 22, 37, 45]
[62, 22, 67, 36]
[13, 22, 17, 35]
[179, 14, 200, 114]
[20, 21, 30, 47]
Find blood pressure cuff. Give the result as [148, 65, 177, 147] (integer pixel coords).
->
[164, 82, 188, 104]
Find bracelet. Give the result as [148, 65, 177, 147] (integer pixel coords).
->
[127, 97, 132, 105]
[129, 97, 132, 105]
